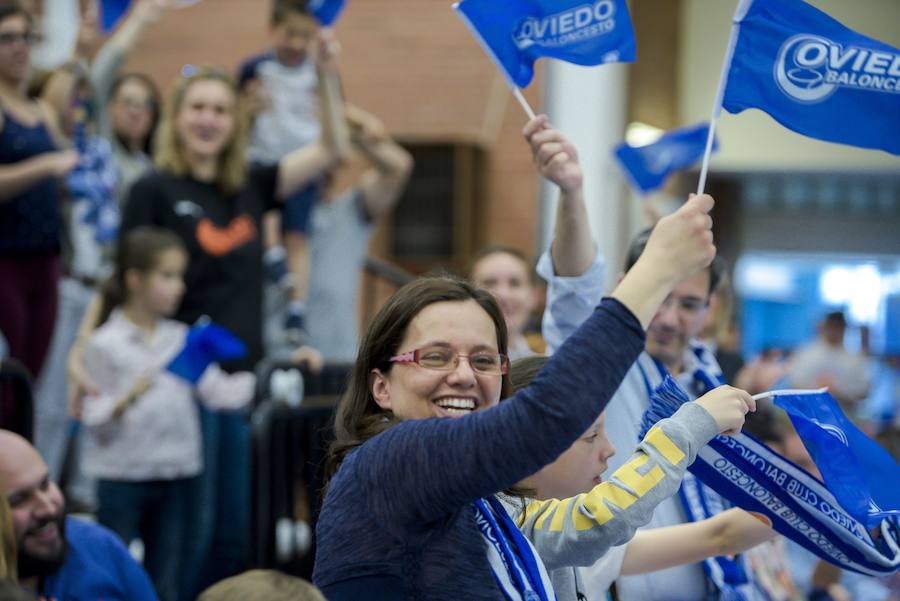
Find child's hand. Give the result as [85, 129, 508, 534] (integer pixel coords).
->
[694, 385, 756, 436]
[112, 374, 153, 419]
[291, 345, 325, 375]
[241, 78, 272, 117]
[133, 0, 173, 24]
[522, 114, 583, 194]
[315, 29, 341, 73]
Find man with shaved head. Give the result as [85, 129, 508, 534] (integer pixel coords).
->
[0, 430, 158, 600]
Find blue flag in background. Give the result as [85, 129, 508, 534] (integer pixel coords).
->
[100, 0, 130, 32]
[453, 0, 636, 88]
[721, 0, 900, 155]
[166, 321, 247, 385]
[772, 389, 900, 529]
[307, 0, 346, 26]
[614, 123, 717, 193]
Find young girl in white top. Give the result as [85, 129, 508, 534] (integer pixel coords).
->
[80, 226, 255, 601]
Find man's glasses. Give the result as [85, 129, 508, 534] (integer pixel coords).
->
[390, 347, 509, 376]
[659, 294, 708, 315]
[0, 31, 38, 46]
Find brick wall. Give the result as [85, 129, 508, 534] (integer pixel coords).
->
[123, 0, 542, 263]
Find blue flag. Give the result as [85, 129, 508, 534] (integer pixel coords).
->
[614, 123, 718, 193]
[166, 321, 247, 385]
[307, 0, 345, 26]
[772, 389, 900, 529]
[100, 0, 130, 32]
[642, 377, 900, 575]
[721, 0, 900, 156]
[453, 0, 636, 89]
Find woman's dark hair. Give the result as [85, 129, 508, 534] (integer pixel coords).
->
[98, 227, 186, 326]
[0, 1, 31, 27]
[325, 276, 512, 484]
[109, 72, 162, 155]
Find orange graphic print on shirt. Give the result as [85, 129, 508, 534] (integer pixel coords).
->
[196, 215, 257, 256]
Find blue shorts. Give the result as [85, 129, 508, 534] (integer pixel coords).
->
[281, 179, 321, 235]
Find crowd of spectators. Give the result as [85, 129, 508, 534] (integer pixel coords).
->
[0, 1, 896, 600]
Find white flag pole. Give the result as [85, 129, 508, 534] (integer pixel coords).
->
[512, 86, 537, 120]
[752, 387, 829, 402]
[697, 0, 753, 195]
[453, 2, 539, 121]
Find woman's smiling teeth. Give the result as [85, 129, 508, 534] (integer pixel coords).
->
[434, 397, 476, 416]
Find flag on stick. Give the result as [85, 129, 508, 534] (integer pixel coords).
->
[167, 321, 247, 385]
[615, 123, 718, 194]
[452, 0, 636, 89]
[720, 0, 900, 156]
[770, 388, 900, 529]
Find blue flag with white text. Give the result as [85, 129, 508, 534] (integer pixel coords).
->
[614, 123, 718, 193]
[307, 0, 345, 26]
[166, 321, 247, 385]
[773, 389, 900, 529]
[453, 0, 636, 88]
[643, 377, 900, 576]
[721, 0, 900, 155]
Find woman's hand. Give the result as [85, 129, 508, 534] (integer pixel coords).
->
[40, 149, 80, 178]
[639, 193, 716, 288]
[693, 385, 756, 436]
[346, 104, 387, 146]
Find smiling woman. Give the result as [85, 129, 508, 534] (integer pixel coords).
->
[312, 188, 722, 600]
[61, 47, 350, 598]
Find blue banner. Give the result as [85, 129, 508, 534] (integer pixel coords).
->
[307, 0, 345, 26]
[721, 0, 900, 155]
[773, 389, 900, 529]
[614, 123, 717, 193]
[641, 377, 900, 576]
[166, 321, 247, 385]
[453, 0, 636, 88]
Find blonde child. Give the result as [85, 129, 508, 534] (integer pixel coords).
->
[80, 227, 255, 601]
[506, 356, 775, 601]
[198, 569, 326, 601]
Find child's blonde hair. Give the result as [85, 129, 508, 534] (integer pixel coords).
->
[197, 569, 326, 601]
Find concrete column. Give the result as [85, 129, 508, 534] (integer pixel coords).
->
[538, 61, 638, 292]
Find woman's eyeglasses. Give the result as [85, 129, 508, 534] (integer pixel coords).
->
[390, 347, 509, 376]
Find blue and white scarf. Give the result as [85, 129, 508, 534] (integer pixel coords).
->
[473, 497, 556, 601]
[67, 127, 120, 245]
[642, 376, 900, 578]
[637, 346, 770, 601]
